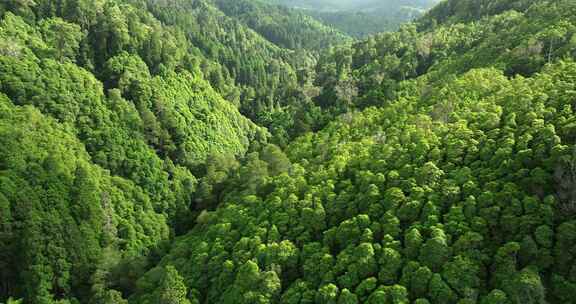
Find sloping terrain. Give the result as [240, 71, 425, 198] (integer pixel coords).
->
[265, 0, 441, 37]
[1, 0, 576, 303]
[130, 0, 576, 303]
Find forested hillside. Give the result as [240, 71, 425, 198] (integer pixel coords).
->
[210, 0, 351, 50]
[1, 0, 576, 303]
[264, 0, 440, 37]
[0, 0, 273, 301]
[139, 0, 352, 145]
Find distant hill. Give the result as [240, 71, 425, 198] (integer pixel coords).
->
[210, 0, 352, 50]
[264, 0, 441, 37]
[266, 0, 438, 12]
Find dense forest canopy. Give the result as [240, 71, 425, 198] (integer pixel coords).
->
[1, 0, 576, 303]
[210, 0, 352, 50]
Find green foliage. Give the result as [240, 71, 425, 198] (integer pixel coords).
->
[38, 17, 83, 62]
[132, 57, 576, 304]
[0, 95, 167, 302]
[264, 0, 438, 37]
[157, 266, 191, 304]
[143, 0, 318, 141]
[212, 0, 351, 50]
[3, 0, 576, 303]
[135, 52, 576, 304]
[313, 0, 576, 118]
[0, 0, 273, 302]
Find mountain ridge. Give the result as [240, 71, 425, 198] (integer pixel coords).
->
[263, 0, 441, 37]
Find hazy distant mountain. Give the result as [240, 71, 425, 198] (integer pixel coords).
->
[268, 0, 438, 12]
[264, 0, 441, 37]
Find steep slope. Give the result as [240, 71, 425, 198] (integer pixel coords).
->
[142, 0, 301, 111]
[419, 0, 541, 26]
[0, 1, 266, 302]
[210, 0, 352, 50]
[265, 0, 440, 37]
[0, 9, 264, 207]
[140, 0, 329, 144]
[0, 0, 358, 302]
[313, 0, 576, 116]
[2, 0, 576, 303]
[308, 7, 424, 38]
[264, 0, 438, 12]
[0, 93, 170, 302]
[130, 0, 576, 303]
[0, 0, 342, 142]
[134, 61, 576, 304]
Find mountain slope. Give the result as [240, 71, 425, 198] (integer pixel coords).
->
[0, 0, 357, 301]
[129, 0, 576, 303]
[0, 1, 269, 302]
[265, 0, 441, 37]
[265, 0, 438, 11]
[2, 0, 576, 303]
[134, 61, 576, 304]
[210, 0, 352, 50]
[140, 0, 330, 144]
[313, 0, 576, 114]
[0, 93, 170, 302]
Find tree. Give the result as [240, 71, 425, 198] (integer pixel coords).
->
[338, 289, 359, 304]
[442, 256, 480, 299]
[355, 278, 377, 300]
[39, 18, 83, 62]
[157, 266, 191, 304]
[381, 212, 401, 238]
[240, 153, 269, 193]
[404, 228, 423, 259]
[534, 225, 553, 249]
[195, 152, 239, 209]
[261, 144, 291, 176]
[388, 285, 409, 304]
[103, 52, 151, 95]
[92, 3, 130, 67]
[492, 242, 520, 292]
[419, 227, 450, 272]
[378, 248, 402, 285]
[93, 290, 128, 304]
[481, 290, 508, 304]
[538, 22, 570, 63]
[410, 266, 432, 298]
[428, 274, 456, 304]
[334, 77, 358, 110]
[508, 267, 546, 304]
[519, 236, 539, 267]
[316, 284, 339, 304]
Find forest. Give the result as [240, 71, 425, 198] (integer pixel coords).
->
[263, 0, 440, 37]
[0, 0, 576, 303]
